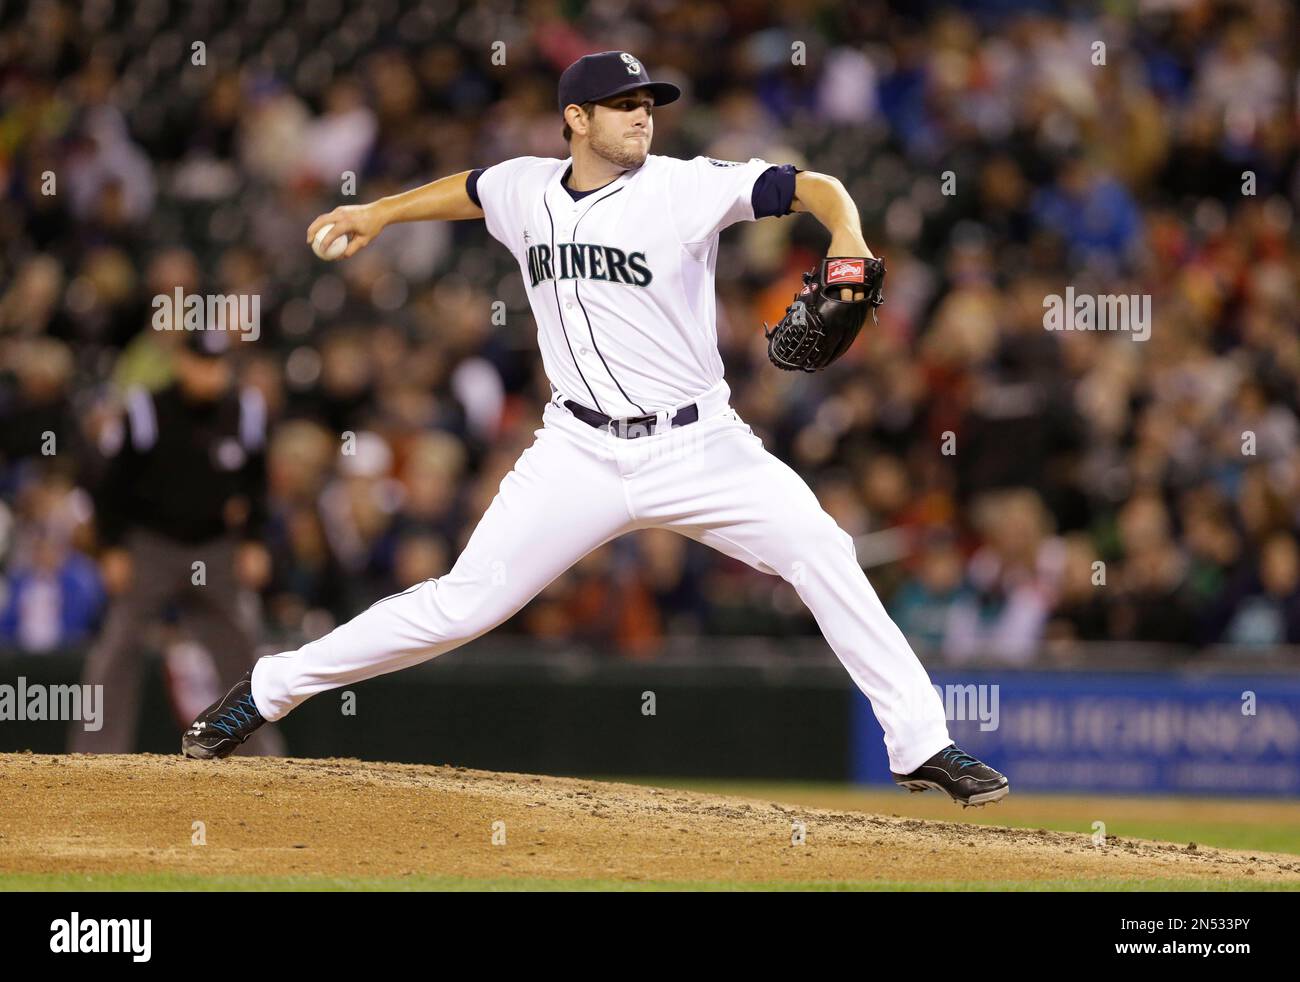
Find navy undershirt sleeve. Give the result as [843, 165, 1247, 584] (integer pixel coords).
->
[751, 163, 800, 218]
[466, 168, 485, 208]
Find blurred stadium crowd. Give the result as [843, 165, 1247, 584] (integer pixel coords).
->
[1, 0, 1298, 664]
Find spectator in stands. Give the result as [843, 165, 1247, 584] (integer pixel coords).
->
[891, 528, 965, 654]
[0, 470, 102, 653]
[1223, 532, 1300, 646]
[944, 489, 1060, 664]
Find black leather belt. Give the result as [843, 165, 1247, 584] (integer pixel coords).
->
[563, 399, 699, 439]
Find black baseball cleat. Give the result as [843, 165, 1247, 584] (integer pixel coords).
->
[181, 672, 266, 759]
[892, 744, 1009, 807]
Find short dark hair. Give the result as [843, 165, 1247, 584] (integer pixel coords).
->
[561, 101, 595, 142]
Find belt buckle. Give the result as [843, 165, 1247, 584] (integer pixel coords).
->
[608, 407, 677, 439]
[610, 413, 656, 440]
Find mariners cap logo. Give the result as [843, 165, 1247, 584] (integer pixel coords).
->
[620, 52, 642, 75]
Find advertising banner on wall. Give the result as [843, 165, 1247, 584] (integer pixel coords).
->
[851, 671, 1300, 796]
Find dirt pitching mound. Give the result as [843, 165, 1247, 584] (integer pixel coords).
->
[2, 753, 1298, 887]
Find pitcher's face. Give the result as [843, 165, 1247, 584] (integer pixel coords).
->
[587, 88, 654, 169]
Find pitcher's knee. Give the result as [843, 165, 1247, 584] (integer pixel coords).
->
[415, 575, 519, 643]
[837, 525, 857, 560]
[783, 520, 857, 581]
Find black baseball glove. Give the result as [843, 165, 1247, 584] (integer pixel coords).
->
[763, 256, 886, 372]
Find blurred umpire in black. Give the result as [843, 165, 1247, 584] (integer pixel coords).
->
[72, 327, 283, 754]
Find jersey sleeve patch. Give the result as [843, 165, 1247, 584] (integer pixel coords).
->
[671, 155, 778, 244]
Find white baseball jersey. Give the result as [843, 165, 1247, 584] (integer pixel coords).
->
[475, 154, 778, 415]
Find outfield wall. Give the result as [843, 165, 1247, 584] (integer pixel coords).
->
[2, 642, 1298, 796]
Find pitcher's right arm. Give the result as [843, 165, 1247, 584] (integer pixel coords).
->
[306, 171, 484, 259]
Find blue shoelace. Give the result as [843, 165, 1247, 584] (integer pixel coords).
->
[210, 693, 261, 738]
[938, 746, 981, 769]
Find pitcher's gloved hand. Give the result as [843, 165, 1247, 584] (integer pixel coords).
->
[763, 257, 886, 372]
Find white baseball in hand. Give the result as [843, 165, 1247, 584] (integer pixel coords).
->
[312, 223, 349, 260]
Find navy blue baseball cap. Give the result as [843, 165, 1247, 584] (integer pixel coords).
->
[557, 51, 680, 114]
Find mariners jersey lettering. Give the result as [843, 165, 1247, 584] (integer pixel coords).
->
[475, 154, 778, 416]
[526, 242, 653, 288]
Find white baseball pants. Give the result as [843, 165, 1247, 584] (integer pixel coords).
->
[252, 380, 952, 774]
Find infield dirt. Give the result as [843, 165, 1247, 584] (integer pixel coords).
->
[2, 752, 1298, 888]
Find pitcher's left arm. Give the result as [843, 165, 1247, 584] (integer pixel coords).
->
[791, 171, 874, 300]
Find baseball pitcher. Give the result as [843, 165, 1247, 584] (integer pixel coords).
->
[182, 51, 1008, 807]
